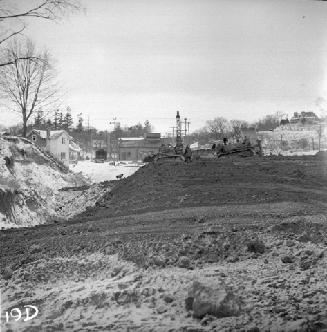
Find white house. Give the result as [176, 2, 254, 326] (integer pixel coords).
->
[28, 130, 70, 166]
[47, 130, 70, 166]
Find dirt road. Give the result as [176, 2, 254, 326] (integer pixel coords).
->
[1, 156, 327, 331]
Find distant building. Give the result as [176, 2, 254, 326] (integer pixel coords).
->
[118, 137, 145, 161]
[29, 129, 47, 149]
[290, 111, 319, 125]
[28, 129, 72, 166]
[118, 133, 162, 161]
[69, 140, 81, 163]
[47, 131, 71, 166]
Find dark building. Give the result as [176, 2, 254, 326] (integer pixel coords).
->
[118, 133, 162, 161]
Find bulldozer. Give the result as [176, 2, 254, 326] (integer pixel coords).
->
[143, 111, 186, 163]
[143, 147, 185, 162]
[151, 138, 185, 162]
[214, 137, 262, 158]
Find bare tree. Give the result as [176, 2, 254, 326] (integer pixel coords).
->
[253, 113, 280, 131]
[230, 119, 249, 139]
[206, 117, 232, 140]
[0, 0, 80, 65]
[0, 39, 58, 137]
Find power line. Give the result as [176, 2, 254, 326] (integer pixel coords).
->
[82, 116, 204, 121]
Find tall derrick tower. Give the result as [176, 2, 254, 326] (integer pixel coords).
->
[175, 111, 184, 154]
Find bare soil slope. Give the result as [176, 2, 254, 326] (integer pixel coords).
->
[79, 156, 327, 220]
[1, 156, 327, 331]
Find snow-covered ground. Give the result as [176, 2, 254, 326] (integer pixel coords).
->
[281, 150, 320, 156]
[70, 161, 142, 183]
[263, 148, 321, 156]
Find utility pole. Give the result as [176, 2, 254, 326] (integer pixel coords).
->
[169, 126, 175, 145]
[187, 121, 190, 145]
[90, 118, 93, 161]
[184, 118, 187, 138]
[87, 115, 93, 161]
[175, 111, 183, 154]
[170, 126, 175, 137]
[318, 123, 322, 151]
[109, 117, 117, 162]
[105, 130, 108, 160]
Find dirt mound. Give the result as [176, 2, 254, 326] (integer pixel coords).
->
[76, 156, 327, 221]
[315, 150, 327, 160]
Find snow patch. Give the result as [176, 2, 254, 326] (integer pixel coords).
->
[70, 161, 140, 183]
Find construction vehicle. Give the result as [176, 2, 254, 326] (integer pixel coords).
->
[143, 146, 185, 162]
[94, 149, 107, 163]
[151, 143, 185, 162]
[144, 111, 186, 162]
[214, 138, 262, 158]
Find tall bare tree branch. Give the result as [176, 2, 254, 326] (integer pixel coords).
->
[0, 39, 58, 137]
[0, 0, 80, 21]
[0, 26, 25, 45]
[0, 0, 80, 66]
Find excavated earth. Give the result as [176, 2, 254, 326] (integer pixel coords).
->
[1, 155, 327, 332]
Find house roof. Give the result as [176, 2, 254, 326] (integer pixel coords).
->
[145, 133, 161, 138]
[31, 129, 71, 140]
[49, 130, 69, 139]
[32, 130, 47, 139]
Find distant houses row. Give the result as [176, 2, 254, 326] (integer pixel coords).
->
[21, 114, 326, 165]
[27, 130, 166, 164]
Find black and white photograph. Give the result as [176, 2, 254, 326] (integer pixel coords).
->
[1, 0, 327, 331]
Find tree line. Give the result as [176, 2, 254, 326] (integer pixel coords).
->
[31, 108, 153, 138]
[191, 110, 323, 145]
[192, 113, 282, 144]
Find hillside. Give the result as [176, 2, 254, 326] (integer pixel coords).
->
[0, 136, 90, 228]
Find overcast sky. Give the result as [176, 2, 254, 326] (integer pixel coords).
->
[2, 0, 327, 134]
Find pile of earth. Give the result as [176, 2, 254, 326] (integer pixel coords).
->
[76, 155, 327, 221]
